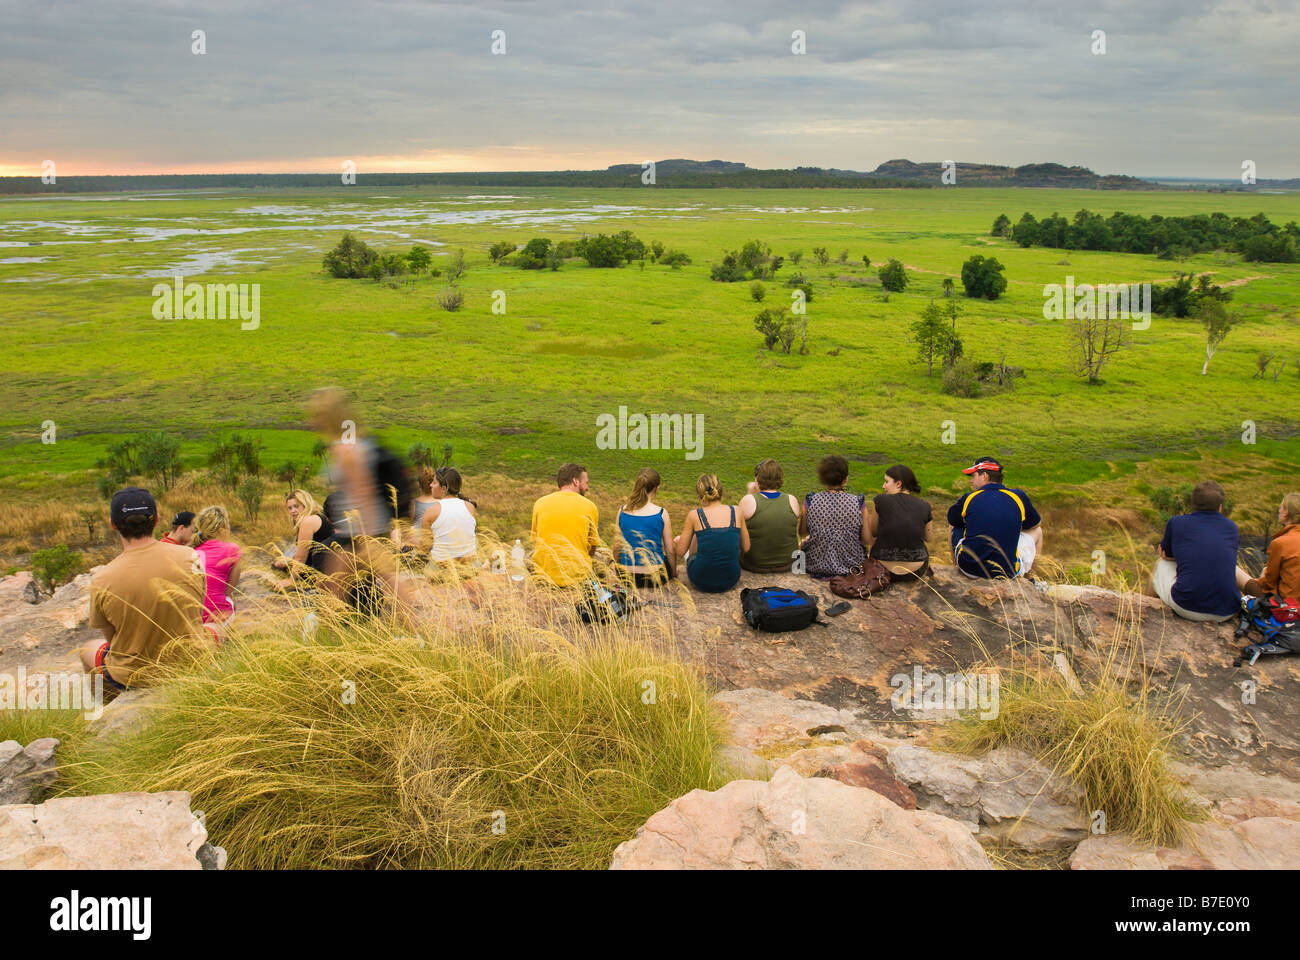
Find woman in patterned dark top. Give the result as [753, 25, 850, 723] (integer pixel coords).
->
[799, 455, 870, 577]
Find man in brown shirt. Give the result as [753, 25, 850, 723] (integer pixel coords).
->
[80, 487, 214, 688]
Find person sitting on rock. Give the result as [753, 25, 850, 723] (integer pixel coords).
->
[160, 511, 196, 546]
[614, 467, 675, 588]
[424, 467, 478, 566]
[80, 487, 214, 690]
[799, 455, 869, 578]
[947, 457, 1042, 579]
[1241, 492, 1300, 600]
[271, 489, 333, 585]
[191, 505, 243, 624]
[1153, 480, 1247, 621]
[739, 459, 801, 573]
[675, 474, 749, 593]
[531, 462, 602, 586]
[867, 464, 933, 581]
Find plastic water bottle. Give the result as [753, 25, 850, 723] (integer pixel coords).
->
[510, 539, 525, 583]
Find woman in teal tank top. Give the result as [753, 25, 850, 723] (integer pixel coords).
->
[674, 474, 749, 593]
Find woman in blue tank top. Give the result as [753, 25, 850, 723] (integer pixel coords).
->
[674, 474, 749, 593]
[615, 468, 675, 588]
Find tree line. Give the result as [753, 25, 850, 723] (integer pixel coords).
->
[994, 209, 1299, 262]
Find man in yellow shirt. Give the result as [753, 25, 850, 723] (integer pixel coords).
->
[531, 463, 602, 586]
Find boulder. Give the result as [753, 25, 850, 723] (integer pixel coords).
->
[888, 743, 1088, 850]
[1072, 815, 1300, 870]
[0, 791, 220, 869]
[85, 688, 160, 742]
[0, 572, 36, 611]
[0, 569, 97, 679]
[610, 765, 990, 870]
[0, 737, 59, 805]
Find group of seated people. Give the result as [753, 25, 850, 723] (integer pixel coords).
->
[532, 455, 1041, 593]
[78, 457, 1300, 691]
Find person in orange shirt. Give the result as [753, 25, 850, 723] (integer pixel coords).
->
[531, 463, 602, 586]
[1242, 493, 1300, 599]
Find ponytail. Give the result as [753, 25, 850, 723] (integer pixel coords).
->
[625, 467, 661, 511]
[436, 467, 476, 508]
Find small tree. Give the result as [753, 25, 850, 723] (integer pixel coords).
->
[912, 300, 961, 377]
[488, 241, 516, 264]
[1070, 313, 1128, 383]
[31, 544, 83, 594]
[78, 509, 99, 543]
[660, 250, 690, 269]
[1253, 352, 1276, 379]
[1198, 300, 1235, 375]
[750, 282, 766, 302]
[861, 254, 871, 268]
[991, 214, 1011, 237]
[516, 238, 551, 269]
[942, 278, 954, 298]
[446, 249, 467, 283]
[878, 258, 908, 292]
[322, 233, 378, 278]
[789, 250, 803, 265]
[813, 247, 830, 267]
[138, 431, 183, 493]
[960, 255, 1008, 300]
[405, 245, 433, 274]
[237, 475, 265, 524]
[650, 240, 665, 261]
[837, 250, 849, 264]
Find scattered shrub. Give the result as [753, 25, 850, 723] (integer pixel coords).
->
[438, 289, 464, 312]
[32, 544, 83, 594]
[323, 233, 378, 279]
[878, 258, 908, 292]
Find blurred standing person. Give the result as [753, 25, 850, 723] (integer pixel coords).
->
[307, 387, 415, 621]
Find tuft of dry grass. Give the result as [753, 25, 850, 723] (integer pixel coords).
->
[57, 569, 726, 869]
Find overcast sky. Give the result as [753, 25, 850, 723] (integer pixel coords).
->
[1, 0, 1296, 178]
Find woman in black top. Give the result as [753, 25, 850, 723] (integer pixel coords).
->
[272, 489, 335, 584]
[867, 465, 933, 580]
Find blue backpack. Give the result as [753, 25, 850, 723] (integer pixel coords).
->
[1233, 595, 1300, 666]
[741, 587, 821, 632]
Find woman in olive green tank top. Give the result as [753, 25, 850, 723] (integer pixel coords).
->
[740, 459, 801, 573]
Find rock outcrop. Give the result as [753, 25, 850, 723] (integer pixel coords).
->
[0, 738, 59, 805]
[610, 766, 990, 870]
[887, 743, 1089, 850]
[1072, 806, 1300, 870]
[0, 790, 225, 869]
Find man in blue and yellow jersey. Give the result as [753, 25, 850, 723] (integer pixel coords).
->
[947, 457, 1043, 579]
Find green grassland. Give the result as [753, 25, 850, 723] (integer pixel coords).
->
[2, 185, 1299, 540]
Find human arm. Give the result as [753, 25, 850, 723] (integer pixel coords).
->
[661, 509, 676, 578]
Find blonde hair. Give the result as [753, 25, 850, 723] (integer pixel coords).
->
[307, 386, 357, 440]
[1281, 492, 1300, 524]
[696, 474, 723, 504]
[193, 505, 231, 545]
[625, 468, 661, 511]
[286, 489, 322, 525]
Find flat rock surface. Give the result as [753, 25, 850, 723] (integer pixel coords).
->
[0, 790, 207, 870]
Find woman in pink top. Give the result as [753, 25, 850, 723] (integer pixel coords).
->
[192, 505, 242, 623]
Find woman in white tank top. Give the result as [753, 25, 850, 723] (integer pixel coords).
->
[426, 467, 478, 562]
